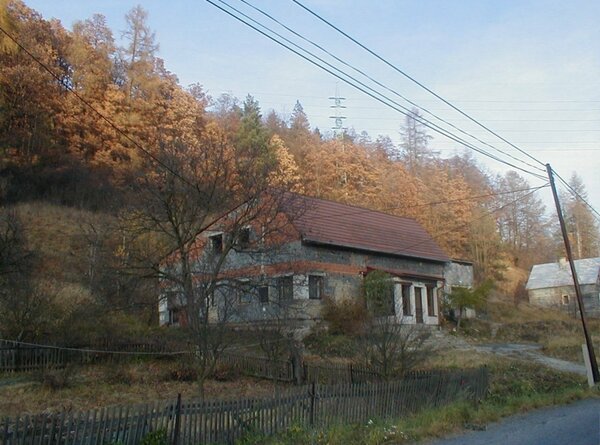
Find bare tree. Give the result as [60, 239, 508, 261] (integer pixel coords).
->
[360, 316, 432, 379]
[0, 210, 57, 341]
[124, 118, 302, 393]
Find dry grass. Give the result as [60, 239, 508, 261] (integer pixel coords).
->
[0, 362, 286, 417]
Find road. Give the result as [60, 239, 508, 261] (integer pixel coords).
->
[425, 398, 600, 445]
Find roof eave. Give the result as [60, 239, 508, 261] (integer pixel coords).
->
[302, 237, 450, 264]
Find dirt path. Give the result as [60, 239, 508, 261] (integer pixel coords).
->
[472, 343, 587, 375]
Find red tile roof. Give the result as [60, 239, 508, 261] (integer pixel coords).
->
[285, 194, 450, 263]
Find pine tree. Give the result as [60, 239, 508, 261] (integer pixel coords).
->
[561, 173, 600, 259]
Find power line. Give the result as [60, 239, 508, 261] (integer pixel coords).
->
[306, 185, 547, 222]
[206, 0, 547, 181]
[290, 0, 548, 171]
[237, 0, 545, 175]
[391, 184, 549, 257]
[0, 24, 197, 191]
[552, 169, 600, 223]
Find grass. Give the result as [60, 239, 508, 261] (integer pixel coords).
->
[237, 357, 597, 445]
[456, 297, 600, 366]
[0, 361, 287, 416]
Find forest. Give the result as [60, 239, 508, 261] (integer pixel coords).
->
[0, 1, 599, 343]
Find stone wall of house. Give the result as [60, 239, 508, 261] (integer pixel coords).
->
[528, 284, 600, 317]
[160, 233, 450, 326]
[443, 261, 474, 292]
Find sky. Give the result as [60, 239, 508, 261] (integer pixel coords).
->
[25, 0, 600, 215]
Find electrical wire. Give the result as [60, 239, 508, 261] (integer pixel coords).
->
[239, 0, 545, 175]
[290, 0, 548, 171]
[552, 169, 600, 223]
[0, 25, 198, 191]
[206, 0, 548, 181]
[303, 185, 547, 222]
[392, 184, 550, 257]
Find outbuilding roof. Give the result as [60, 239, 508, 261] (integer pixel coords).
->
[526, 257, 600, 290]
[285, 194, 450, 263]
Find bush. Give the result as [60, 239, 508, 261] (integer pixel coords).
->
[35, 365, 76, 390]
[140, 429, 168, 445]
[104, 364, 136, 385]
[321, 296, 368, 336]
[212, 362, 240, 381]
[303, 328, 360, 358]
[164, 361, 198, 382]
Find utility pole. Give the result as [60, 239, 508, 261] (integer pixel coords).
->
[546, 164, 599, 383]
[329, 84, 347, 139]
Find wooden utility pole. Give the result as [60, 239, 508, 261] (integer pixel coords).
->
[546, 164, 599, 383]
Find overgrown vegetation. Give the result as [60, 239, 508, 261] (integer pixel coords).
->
[235, 359, 595, 445]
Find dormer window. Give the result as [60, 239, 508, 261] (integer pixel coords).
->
[210, 233, 223, 253]
[238, 227, 251, 249]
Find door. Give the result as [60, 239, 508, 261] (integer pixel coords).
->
[414, 287, 424, 323]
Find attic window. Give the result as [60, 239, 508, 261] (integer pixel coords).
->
[210, 234, 223, 253]
[562, 295, 569, 305]
[238, 227, 251, 249]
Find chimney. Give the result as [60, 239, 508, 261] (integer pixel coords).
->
[559, 257, 568, 268]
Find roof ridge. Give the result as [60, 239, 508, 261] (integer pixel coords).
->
[290, 192, 420, 224]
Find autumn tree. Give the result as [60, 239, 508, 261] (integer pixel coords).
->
[495, 171, 551, 267]
[560, 173, 600, 259]
[120, 5, 159, 101]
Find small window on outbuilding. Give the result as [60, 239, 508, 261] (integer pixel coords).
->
[309, 275, 324, 300]
[210, 234, 223, 253]
[562, 295, 569, 305]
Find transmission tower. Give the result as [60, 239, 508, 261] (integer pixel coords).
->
[329, 85, 347, 138]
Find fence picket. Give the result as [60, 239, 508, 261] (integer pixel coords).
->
[1, 367, 488, 445]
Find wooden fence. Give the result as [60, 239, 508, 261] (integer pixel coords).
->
[0, 340, 186, 373]
[219, 352, 294, 382]
[0, 367, 488, 445]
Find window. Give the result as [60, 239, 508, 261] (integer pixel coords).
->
[238, 288, 252, 304]
[402, 284, 411, 316]
[277, 276, 294, 301]
[238, 227, 251, 249]
[210, 234, 223, 253]
[258, 286, 269, 304]
[427, 286, 436, 316]
[309, 275, 324, 300]
[562, 295, 569, 305]
[168, 308, 180, 325]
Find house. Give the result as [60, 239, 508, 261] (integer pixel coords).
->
[159, 194, 473, 327]
[526, 257, 600, 317]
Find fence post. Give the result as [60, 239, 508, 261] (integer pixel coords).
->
[349, 364, 354, 385]
[172, 393, 182, 445]
[309, 382, 316, 427]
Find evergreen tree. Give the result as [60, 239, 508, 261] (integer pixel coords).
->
[561, 173, 600, 259]
[290, 100, 310, 132]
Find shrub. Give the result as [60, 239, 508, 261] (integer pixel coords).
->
[35, 365, 76, 390]
[164, 361, 198, 382]
[140, 429, 168, 445]
[212, 362, 240, 381]
[103, 364, 136, 385]
[321, 296, 368, 336]
[303, 329, 360, 358]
